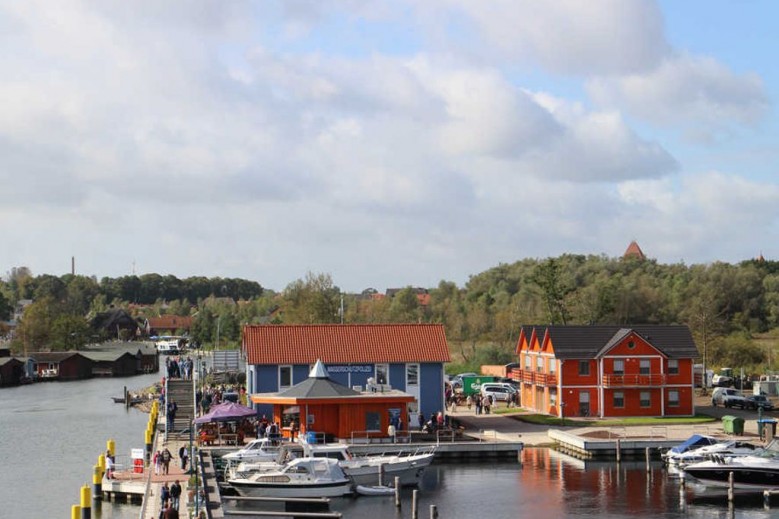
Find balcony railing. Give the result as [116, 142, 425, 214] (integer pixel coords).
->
[602, 374, 665, 387]
[512, 369, 557, 386]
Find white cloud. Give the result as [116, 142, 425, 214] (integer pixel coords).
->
[424, 0, 668, 75]
[0, 1, 776, 290]
[587, 53, 768, 133]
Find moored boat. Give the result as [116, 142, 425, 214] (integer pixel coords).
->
[683, 439, 779, 492]
[228, 457, 353, 498]
[222, 437, 281, 464]
[665, 440, 759, 467]
[226, 440, 435, 487]
[661, 434, 718, 464]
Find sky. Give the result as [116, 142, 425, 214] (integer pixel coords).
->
[2, 1, 778, 292]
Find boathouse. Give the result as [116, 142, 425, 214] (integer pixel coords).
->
[513, 325, 698, 418]
[30, 352, 94, 380]
[242, 324, 450, 421]
[0, 357, 24, 385]
[251, 359, 415, 441]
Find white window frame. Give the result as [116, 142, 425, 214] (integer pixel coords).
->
[406, 363, 419, 386]
[549, 359, 556, 374]
[668, 390, 680, 407]
[524, 355, 532, 370]
[668, 359, 679, 375]
[536, 356, 544, 372]
[279, 365, 292, 389]
[613, 359, 625, 375]
[613, 391, 624, 408]
[640, 359, 651, 375]
[578, 360, 590, 376]
[640, 391, 651, 408]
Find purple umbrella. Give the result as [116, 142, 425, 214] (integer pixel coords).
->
[194, 402, 257, 424]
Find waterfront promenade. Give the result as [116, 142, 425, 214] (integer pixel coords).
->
[448, 394, 774, 448]
[109, 435, 193, 518]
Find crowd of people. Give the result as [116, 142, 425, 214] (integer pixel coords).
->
[165, 356, 195, 380]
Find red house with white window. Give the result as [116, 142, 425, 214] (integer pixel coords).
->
[512, 325, 699, 418]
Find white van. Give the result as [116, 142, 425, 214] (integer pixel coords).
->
[480, 383, 517, 402]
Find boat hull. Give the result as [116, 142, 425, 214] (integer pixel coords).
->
[230, 479, 353, 498]
[344, 455, 432, 486]
[684, 466, 779, 491]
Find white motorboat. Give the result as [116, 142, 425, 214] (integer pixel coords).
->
[222, 438, 281, 464]
[683, 439, 779, 492]
[225, 441, 435, 487]
[661, 434, 718, 464]
[228, 457, 353, 497]
[304, 442, 435, 487]
[665, 440, 760, 467]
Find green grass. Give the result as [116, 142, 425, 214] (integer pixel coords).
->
[496, 410, 717, 427]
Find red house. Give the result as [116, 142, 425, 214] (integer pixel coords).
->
[512, 325, 699, 418]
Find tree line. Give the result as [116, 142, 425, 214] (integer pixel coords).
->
[2, 255, 778, 373]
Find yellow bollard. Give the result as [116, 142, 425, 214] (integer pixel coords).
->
[72, 504, 81, 519]
[145, 428, 153, 463]
[97, 453, 105, 473]
[106, 439, 115, 457]
[92, 465, 102, 500]
[80, 485, 91, 519]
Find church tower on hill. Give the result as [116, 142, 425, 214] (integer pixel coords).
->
[623, 240, 646, 260]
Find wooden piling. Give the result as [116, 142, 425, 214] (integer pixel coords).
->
[378, 464, 384, 486]
[728, 472, 734, 502]
[430, 504, 438, 519]
[395, 476, 401, 508]
[645, 447, 650, 472]
[616, 439, 621, 463]
[412, 489, 419, 519]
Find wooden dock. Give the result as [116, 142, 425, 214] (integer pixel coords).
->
[549, 429, 681, 460]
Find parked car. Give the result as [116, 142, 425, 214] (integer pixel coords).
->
[746, 394, 775, 411]
[480, 383, 517, 402]
[712, 387, 748, 409]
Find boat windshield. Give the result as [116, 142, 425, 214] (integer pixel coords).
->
[760, 438, 779, 457]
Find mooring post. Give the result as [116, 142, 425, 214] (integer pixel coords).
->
[430, 504, 438, 519]
[616, 439, 621, 463]
[378, 463, 384, 486]
[80, 485, 91, 519]
[728, 471, 734, 502]
[764, 489, 770, 508]
[412, 489, 419, 519]
[645, 447, 651, 473]
[395, 476, 401, 508]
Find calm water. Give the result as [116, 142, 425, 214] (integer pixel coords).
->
[0, 372, 161, 519]
[1, 373, 776, 519]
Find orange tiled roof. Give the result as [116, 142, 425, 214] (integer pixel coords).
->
[623, 240, 646, 260]
[243, 324, 450, 365]
[147, 315, 193, 330]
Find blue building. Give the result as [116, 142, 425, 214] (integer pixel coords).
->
[242, 324, 451, 425]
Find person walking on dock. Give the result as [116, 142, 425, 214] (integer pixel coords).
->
[153, 450, 162, 475]
[160, 482, 170, 509]
[167, 400, 178, 432]
[179, 445, 189, 471]
[105, 450, 115, 479]
[170, 479, 182, 510]
[161, 447, 172, 475]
